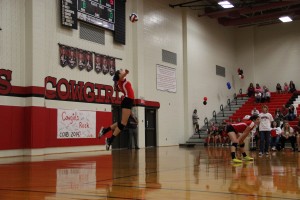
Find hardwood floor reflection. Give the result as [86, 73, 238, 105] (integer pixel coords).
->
[0, 146, 300, 199]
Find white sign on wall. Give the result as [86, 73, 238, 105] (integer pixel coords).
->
[57, 109, 96, 138]
[156, 64, 177, 93]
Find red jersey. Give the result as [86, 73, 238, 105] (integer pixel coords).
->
[231, 120, 255, 133]
[117, 79, 135, 99]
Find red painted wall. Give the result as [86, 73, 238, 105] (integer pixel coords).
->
[0, 105, 112, 150]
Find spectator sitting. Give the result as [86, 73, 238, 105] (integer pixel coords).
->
[217, 122, 227, 146]
[293, 115, 300, 152]
[274, 108, 284, 126]
[280, 105, 288, 120]
[283, 82, 289, 93]
[287, 105, 296, 121]
[270, 121, 281, 151]
[261, 86, 267, 103]
[264, 88, 271, 102]
[289, 80, 296, 93]
[255, 83, 263, 103]
[247, 83, 255, 97]
[213, 126, 222, 146]
[251, 107, 260, 115]
[255, 90, 262, 103]
[219, 120, 229, 146]
[280, 122, 296, 151]
[255, 83, 262, 93]
[207, 124, 216, 146]
[276, 83, 282, 94]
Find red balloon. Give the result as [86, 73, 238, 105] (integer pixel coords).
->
[203, 97, 208, 101]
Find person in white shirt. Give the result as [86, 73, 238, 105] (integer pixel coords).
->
[251, 107, 259, 115]
[270, 121, 281, 151]
[258, 105, 274, 156]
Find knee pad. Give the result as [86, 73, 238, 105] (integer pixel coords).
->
[118, 121, 125, 131]
[232, 143, 238, 148]
[239, 143, 245, 148]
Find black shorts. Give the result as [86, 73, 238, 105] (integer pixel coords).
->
[226, 125, 237, 134]
[121, 97, 134, 109]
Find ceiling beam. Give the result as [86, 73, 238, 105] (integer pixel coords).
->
[169, 0, 204, 8]
[201, 1, 300, 18]
[219, 7, 300, 26]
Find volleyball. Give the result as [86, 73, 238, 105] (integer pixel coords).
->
[129, 13, 138, 23]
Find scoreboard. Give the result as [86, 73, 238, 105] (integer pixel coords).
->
[61, 0, 115, 31]
[77, 0, 115, 30]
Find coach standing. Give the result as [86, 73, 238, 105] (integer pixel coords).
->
[259, 105, 274, 156]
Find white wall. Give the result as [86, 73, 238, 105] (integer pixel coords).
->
[0, 0, 26, 87]
[235, 27, 255, 92]
[0, 0, 27, 107]
[1, 0, 300, 148]
[185, 11, 237, 137]
[236, 21, 300, 92]
[142, 0, 184, 146]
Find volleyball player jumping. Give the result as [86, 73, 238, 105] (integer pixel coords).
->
[98, 69, 135, 150]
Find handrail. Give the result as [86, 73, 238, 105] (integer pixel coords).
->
[233, 93, 237, 105]
[227, 99, 231, 111]
[212, 110, 217, 123]
[239, 88, 243, 100]
[204, 117, 209, 129]
[220, 104, 224, 117]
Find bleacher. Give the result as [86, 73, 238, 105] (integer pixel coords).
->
[184, 92, 299, 146]
[230, 92, 299, 129]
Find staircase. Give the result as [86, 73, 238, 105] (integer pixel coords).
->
[185, 96, 249, 145]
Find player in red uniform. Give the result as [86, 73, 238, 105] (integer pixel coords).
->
[98, 69, 135, 150]
[226, 114, 260, 163]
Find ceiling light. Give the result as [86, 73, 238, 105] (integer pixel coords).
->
[218, 1, 234, 9]
[279, 16, 293, 23]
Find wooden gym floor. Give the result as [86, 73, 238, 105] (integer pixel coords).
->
[0, 146, 300, 200]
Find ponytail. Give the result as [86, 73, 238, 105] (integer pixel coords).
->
[250, 114, 259, 121]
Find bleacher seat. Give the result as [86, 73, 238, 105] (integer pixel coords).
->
[228, 92, 299, 129]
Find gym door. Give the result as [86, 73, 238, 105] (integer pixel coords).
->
[111, 106, 128, 149]
[145, 109, 157, 147]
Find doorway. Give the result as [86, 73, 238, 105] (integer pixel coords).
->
[145, 108, 157, 147]
[111, 105, 129, 149]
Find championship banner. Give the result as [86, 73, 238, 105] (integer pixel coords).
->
[78, 49, 86, 71]
[59, 44, 68, 67]
[86, 51, 93, 72]
[108, 57, 116, 76]
[57, 109, 96, 139]
[102, 55, 109, 75]
[94, 53, 102, 74]
[58, 44, 119, 75]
